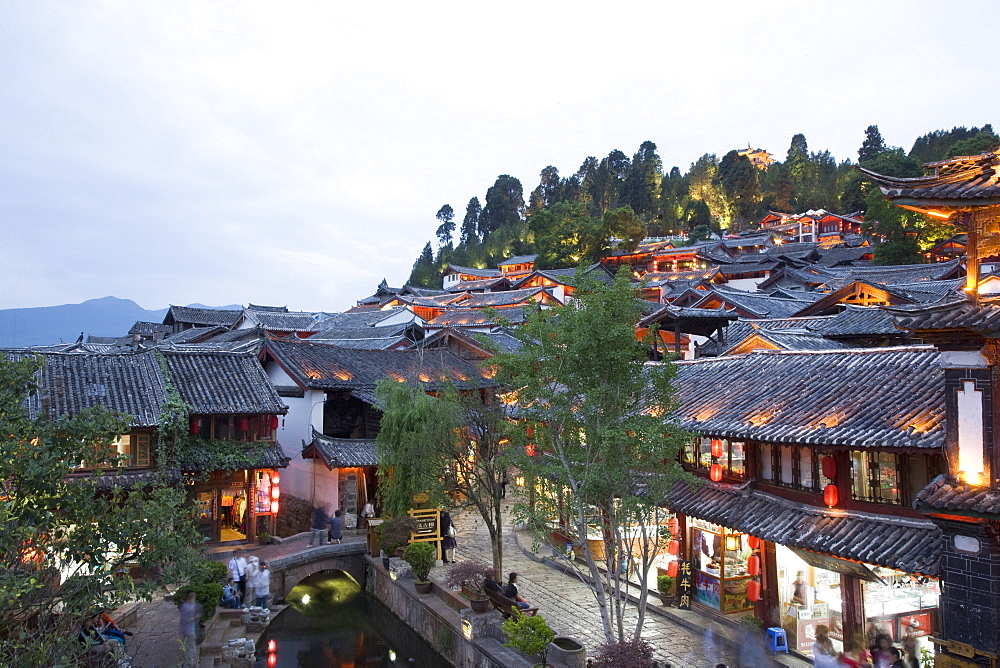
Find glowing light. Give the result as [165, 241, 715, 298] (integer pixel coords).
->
[515, 476, 525, 487]
[271, 471, 280, 485]
[300, 594, 310, 605]
[271, 486, 280, 500]
[267, 640, 276, 652]
[268, 653, 277, 667]
[823, 484, 839, 508]
[710, 463, 723, 482]
[270, 500, 279, 514]
[389, 650, 397, 661]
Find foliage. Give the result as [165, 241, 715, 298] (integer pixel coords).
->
[739, 614, 765, 630]
[910, 124, 997, 163]
[479, 174, 525, 243]
[947, 130, 1000, 158]
[173, 583, 222, 622]
[656, 575, 675, 594]
[530, 201, 602, 268]
[374, 516, 418, 556]
[402, 541, 436, 581]
[175, 438, 272, 475]
[375, 378, 512, 574]
[195, 558, 229, 585]
[863, 189, 952, 265]
[858, 125, 886, 163]
[408, 241, 438, 288]
[715, 150, 761, 231]
[502, 612, 555, 666]
[258, 531, 272, 545]
[444, 560, 497, 597]
[154, 350, 191, 472]
[493, 269, 692, 645]
[435, 204, 456, 247]
[0, 355, 204, 667]
[461, 197, 482, 245]
[592, 638, 655, 668]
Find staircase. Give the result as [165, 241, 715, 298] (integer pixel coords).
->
[197, 606, 282, 667]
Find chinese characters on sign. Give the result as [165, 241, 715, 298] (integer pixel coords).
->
[677, 560, 693, 610]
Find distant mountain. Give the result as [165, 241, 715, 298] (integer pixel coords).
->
[0, 297, 241, 348]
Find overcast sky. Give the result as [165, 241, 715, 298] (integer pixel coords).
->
[1, 1, 997, 312]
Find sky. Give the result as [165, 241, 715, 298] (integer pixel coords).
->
[1, 1, 997, 312]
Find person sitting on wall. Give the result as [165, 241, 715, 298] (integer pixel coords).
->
[502, 572, 531, 610]
[221, 577, 241, 609]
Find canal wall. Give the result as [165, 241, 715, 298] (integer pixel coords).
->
[366, 555, 532, 668]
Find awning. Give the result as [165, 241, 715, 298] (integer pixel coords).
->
[789, 548, 885, 584]
[302, 429, 378, 469]
[664, 478, 942, 576]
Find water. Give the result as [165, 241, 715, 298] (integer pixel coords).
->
[255, 571, 443, 667]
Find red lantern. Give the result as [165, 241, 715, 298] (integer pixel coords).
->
[270, 500, 279, 514]
[668, 517, 680, 534]
[747, 535, 760, 550]
[747, 580, 761, 602]
[667, 561, 679, 578]
[270, 415, 279, 430]
[823, 483, 839, 508]
[668, 540, 679, 556]
[526, 427, 534, 438]
[189, 419, 199, 435]
[710, 439, 724, 458]
[747, 555, 760, 576]
[822, 455, 837, 480]
[268, 653, 277, 668]
[526, 444, 537, 457]
[710, 463, 723, 482]
[267, 639, 276, 652]
[238, 418, 249, 432]
[271, 485, 280, 500]
[271, 471, 280, 485]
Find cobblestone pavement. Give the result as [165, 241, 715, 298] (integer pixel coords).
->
[442, 502, 740, 668]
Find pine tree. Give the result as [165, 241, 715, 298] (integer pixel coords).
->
[460, 197, 481, 245]
[435, 204, 455, 247]
[858, 125, 886, 163]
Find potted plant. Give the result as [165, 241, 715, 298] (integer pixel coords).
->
[503, 612, 556, 668]
[402, 541, 436, 594]
[656, 574, 676, 606]
[374, 516, 418, 568]
[257, 531, 272, 546]
[444, 560, 497, 613]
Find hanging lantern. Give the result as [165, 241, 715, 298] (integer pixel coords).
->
[270, 500, 279, 514]
[747, 555, 760, 576]
[747, 580, 761, 602]
[667, 517, 680, 535]
[747, 535, 760, 550]
[710, 439, 724, 458]
[238, 418, 249, 432]
[189, 419, 199, 435]
[270, 415, 280, 430]
[271, 485, 280, 500]
[271, 471, 280, 485]
[668, 540, 680, 556]
[822, 455, 837, 480]
[725, 534, 740, 552]
[710, 463, 723, 482]
[667, 560, 679, 578]
[526, 427, 534, 438]
[526, 443, 537, 457]
[823, 483, 839, 508]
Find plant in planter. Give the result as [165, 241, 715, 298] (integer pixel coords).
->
[444, 560, 497, 613]
[257, 531, 272, 545]
[592, 638, 654, 667]
[402, 541, 436, 594]
[656, 574, 676, 606]
[503, 612, 555, 668]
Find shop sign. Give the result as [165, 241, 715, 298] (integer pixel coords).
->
[936, 652, 980, 668]
[946, 640, 976, 659]
[408, 508, 441, 537]
[690, 518, 722, 533]
[676, 561, 693, 610]
[789, 548, 885, 584]
[900, 612, 931, 637]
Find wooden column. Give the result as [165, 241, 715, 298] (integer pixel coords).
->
[966, 212, 979, 300]
[840, 574, 865, 644]
[762, 540, 779, 627]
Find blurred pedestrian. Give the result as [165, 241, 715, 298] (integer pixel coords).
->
[441, 511, 456, 563]
[256, 560, 272, 609]
[178, 590, 202, 668]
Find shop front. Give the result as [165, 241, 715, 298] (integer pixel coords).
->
[190, 467, 283, 544]
[689, 518, 754, 614]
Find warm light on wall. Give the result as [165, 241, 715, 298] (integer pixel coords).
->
[515, 476, 525, 487]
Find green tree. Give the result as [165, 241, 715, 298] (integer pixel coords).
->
[910, 125, 997, 163]
[858, 125, 886, 163]
[785, 133, 809, 188]
[461, 197, 482, 245]
[687, 153, 725, 225]
[863, 189, 950, 265]
[946, 130, 1000, 157]
[408, 241, 437, 287]
[715, 150, 761, 231]
[435, 204, 455, 247]
[530, 201, 602, 269]
[601, 206, 646, 254]
[479, 175, 525, 241]
[493, 270, 692, 645]
[0, 356, 203, 667]
[622, 140, 663, 219]
[374, 381, 511, 575]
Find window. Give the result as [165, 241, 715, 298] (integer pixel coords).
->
[685, 438, 746, 479]
[759, 444, 820, 492]
[779, 446, 794, 485]
[727, 441, 746, 476]
[799, 447, 815, 489]
[759, 443, 773, 480]
[851, 451, 901, 504]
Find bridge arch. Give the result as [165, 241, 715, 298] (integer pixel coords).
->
[266, 544, 367, 601]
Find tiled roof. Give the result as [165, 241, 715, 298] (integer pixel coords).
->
[264, 339, 493, 391]
[402, 286, 449, 297]
[818, 307, 900, 337]
[86, 335, 134, 345]
[243, 308, 324, 331]
[666, 479, 942, 575]
[475, 329, 524, 354]
[721, 235, 771, 248]
[696, 288, 814, 318]
[444, 264, 502, 278]
[446, 277, 510, 293]
[165, 306, 242, 328]
[305, 431, 378, 468]
[160, 350, 287, 415]
[459, 288, 558, 309]
[859, 149, 1000, 204]
[717, 262, 779, 277]
[818, 259, 963, 291]
[177, 441, 290, 472]
[320, 307, 418, 330]
[722, 330, 853, 355]
[129, 321, 172, 336]
[913, 474, 1000, 517]
[310, 324, 409, 340]
[308, 336, 410, 350]
[498, 254, 538, 266]
[426, 308, 530, 328]
[160, 326, 228, 344]
[723, 316, 834, 345]
[5, 349, 166, 427]
[887, 297, 1000, 336]
[672, 346, 944, 449]
[816, 246, 874, 267]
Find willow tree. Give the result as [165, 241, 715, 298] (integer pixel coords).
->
[492, 268, 692, 645]
[374, 381, 512, 574]
[0, 355, 203, 667]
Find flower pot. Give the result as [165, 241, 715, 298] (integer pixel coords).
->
[470, 596, 490, 613]
[547, 636, 586, 668]
[414, 580, 432, 594]
[657, 593, 675, 607]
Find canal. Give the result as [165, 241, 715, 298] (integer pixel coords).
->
[254, 570, 443, 667]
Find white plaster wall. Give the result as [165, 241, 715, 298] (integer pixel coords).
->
[957, 380, 986, 484]
[378, 308, 424, 328]
[726, 275, 770, 291]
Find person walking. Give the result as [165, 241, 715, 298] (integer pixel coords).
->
[256, 560, 272, 610]
[308, 504, 330, 547]
[245, 555, 260, 608]
[178, 590, 202, 668]
[228, 549, 248, 600]
[327, 509, 343, 544]
[441, 511, 456, 563]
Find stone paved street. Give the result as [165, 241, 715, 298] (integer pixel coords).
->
[443, 501, 741, 667]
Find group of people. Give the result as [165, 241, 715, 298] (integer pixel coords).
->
[78, 609, 133, 662]
[813, 625, 920, 668]
[226, 548, 272, 610]
[308, 504, 344, 546]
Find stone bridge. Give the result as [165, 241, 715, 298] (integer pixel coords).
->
[266, 543, 368, 601]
